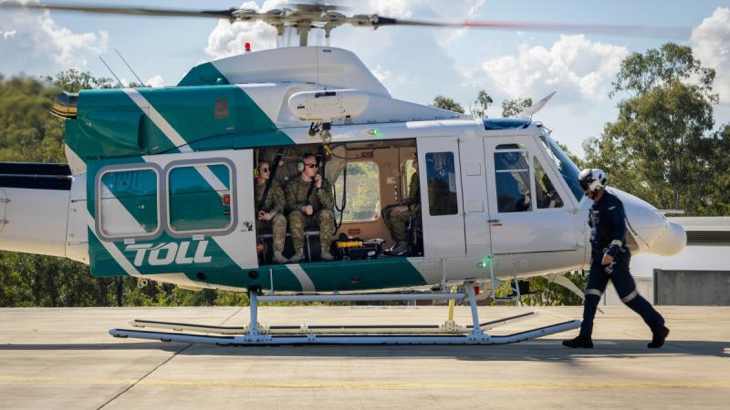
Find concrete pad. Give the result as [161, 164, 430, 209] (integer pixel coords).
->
[1, 306, 729, 409]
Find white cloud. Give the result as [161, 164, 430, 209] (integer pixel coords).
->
[205, 1, 285, 59]
[0, 2, 107, 75]
[146, 74, 165, 88]
[691, 7, 730, 103]
[477, 35, 628, 104]
[205, 0, 487, 59]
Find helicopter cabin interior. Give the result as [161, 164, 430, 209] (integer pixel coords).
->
[254, 139, 426, 265]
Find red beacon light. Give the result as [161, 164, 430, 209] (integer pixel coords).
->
[245, 42, 251, 53]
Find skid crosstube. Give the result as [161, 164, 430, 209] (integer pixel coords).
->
[110, 320, 581, 345]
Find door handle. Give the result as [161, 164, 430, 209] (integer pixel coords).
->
[487, 219, 501, 223]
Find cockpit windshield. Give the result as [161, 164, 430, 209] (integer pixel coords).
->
[539, 135, 583, 201]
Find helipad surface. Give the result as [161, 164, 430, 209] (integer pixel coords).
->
[1, 306, 728, 409]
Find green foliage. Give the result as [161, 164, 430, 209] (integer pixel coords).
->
[45, 69, 115, 93]
[470, 90, 493, 118]
[430, 95, 465, 114]
[501, 97, 533, 118]
[335, 162, 381, 221]
[521, 273, 587, 306]
[584, 43, 727, 215]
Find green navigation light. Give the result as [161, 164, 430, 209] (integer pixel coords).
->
[480, 254, 494, 268]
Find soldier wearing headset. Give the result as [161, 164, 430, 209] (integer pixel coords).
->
[563, 169, 669, 349]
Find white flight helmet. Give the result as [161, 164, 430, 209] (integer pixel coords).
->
[579, 168, 608, 194]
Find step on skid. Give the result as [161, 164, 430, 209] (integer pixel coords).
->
[109, 286, 581, 346]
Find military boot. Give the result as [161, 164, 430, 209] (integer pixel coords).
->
[390, 241, 408, 256]
[647, 326, 669, 348]
[290, 249, 305, 263]
[321, 250, 335, 261]
[273, 252, 289, 264]
[562, 336, 593, 349]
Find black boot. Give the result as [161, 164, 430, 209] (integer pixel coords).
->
[562, 336, 594, 349]
[647, 326, 669, 349]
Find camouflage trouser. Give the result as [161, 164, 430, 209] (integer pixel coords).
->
[256, 213, 287, 253]
[383, 206, 411, 243]
[288, 209, 335, 251]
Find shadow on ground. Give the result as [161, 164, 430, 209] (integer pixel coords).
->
[1, 339, 727, 361]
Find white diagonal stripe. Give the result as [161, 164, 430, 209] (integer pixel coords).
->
[99, 183, 146, 235]
[123, 88, 192, 153]
[195, 165, 227, 193]
[287, 264, 315, 292]
[124, 89, 228, 197]
[87, 210, 141, 277]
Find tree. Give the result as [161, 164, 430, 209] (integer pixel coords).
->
[501, 98, 533, 118]
[583, 43, 722, 215]
[45, 69, 115, 93]
[430, 95, 465, 114]
[469, 90, 493, 118]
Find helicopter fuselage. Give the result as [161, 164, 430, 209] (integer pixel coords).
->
[0, 47, 686, 294]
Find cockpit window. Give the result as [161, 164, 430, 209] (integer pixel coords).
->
[539, 135, 583, 201]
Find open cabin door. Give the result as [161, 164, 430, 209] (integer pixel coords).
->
[483, 136, 580, 255]
[417, 137, 466, 258]
[90, 149, 258, 278]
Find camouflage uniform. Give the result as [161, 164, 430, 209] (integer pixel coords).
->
[286, 176, 335, 252]
[383, 172, 420, 243]
[254, 181, 287, 254]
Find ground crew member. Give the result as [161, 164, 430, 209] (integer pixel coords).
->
[563, 169, 669, 349]
[254, 160, 288, 264]
[383, 154, 420, 255]
[286, 153, 336, 262]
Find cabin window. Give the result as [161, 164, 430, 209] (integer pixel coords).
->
[403, 158, 417, 198]
[168, 163, 233, 232]
[215, 98, 229, 120]
[494, 150, 531, 213]
[534, 157, 564, 209]
[98, 167, 160, 238]
[334, 161, 381, 221]
[425, 152, 458, 216]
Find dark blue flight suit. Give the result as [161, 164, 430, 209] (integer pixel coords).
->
[579, 190, 665, 340]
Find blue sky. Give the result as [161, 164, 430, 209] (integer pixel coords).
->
[2, 0, 729, 157]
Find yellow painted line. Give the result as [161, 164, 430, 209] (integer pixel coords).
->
[0, 375, 729, 390]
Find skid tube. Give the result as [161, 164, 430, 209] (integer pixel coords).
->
[109, 285, 581, 345]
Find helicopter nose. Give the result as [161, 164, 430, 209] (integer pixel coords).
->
[609, 188, 687, 256]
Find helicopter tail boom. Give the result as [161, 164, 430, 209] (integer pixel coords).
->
[0, 163, 72, 258]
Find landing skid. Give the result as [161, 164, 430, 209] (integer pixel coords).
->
[109, 285, 580, 346]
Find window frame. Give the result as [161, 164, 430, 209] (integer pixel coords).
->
[533, 155, 565, 210]
[493, 148, 534, 213]
[334, 160, 382, 223]
[164, 158, 238, 238]
[425, 151, 459, 217]
[95, 163, 163, 241]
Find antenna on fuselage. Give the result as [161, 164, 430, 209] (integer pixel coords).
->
[115, 49, 146, 87]
[98, 56, 125, 88]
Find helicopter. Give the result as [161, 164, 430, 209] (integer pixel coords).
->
[0, 2, 687, 346]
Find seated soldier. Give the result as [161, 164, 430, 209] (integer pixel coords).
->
[382, 154, 420, 255]
[286, 153, 336, 262]
[255, 160, 288, 264]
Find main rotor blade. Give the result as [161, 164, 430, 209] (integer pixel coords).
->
[0, 2, 236, 19]
[371, 16, 690, 39]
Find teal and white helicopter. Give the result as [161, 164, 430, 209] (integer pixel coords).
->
[0, 2, 687, 346]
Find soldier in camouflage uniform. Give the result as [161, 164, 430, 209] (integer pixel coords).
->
[255, 160, 289, 264]
[382, 155, 420, 255]
[286, 154, 336, 262]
